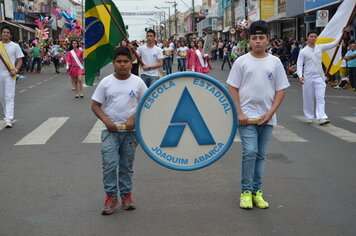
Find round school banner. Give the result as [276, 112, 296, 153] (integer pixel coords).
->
[136, 72, 237, 171]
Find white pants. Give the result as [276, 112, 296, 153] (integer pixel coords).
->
[0, 74, 16, 122]
[302, 76, 328, 120]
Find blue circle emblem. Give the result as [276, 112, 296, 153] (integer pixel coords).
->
[136, 72, 238, 171]
[85, 17, 105, 48]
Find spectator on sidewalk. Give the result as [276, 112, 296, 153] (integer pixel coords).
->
[221, 46, 232, 70]
[30, 43, 41, 74]
[344, 40, 356, 91]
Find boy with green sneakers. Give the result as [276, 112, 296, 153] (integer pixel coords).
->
[227, 20, 290, 209]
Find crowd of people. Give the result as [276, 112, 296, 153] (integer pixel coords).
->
[1, 22, 355, 216]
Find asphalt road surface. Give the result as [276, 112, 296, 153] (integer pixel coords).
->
[1, 60, 356, 235]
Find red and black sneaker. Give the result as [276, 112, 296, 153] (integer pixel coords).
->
[121, 193, 136, 210]
[101, 195, 119, 215]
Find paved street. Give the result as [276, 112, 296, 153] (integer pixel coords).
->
[1, 61, 356, 235]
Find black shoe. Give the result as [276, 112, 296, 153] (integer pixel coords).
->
[75, 95, 79, 98]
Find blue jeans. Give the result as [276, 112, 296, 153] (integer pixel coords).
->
[239, 125, 273, 193]
[141, 74, 160, 88]
[163, 57, 172, 75]
[101, 130, 138, 197]
[31, 57, 41, 72]
[177, 58, 186, 71]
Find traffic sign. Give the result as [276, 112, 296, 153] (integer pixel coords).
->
[316, 10, 329, 27]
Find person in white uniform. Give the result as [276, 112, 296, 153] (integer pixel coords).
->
[0, 26, 24, 128]
[297, 31, 339, 125]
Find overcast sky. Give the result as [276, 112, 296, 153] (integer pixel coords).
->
[114, 0, 202, 40]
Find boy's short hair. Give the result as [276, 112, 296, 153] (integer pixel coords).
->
[307, 31, 318, 37]
[349, 39, 355, 44]
[1, 26, 12, 35]
[113, 46, 132, 61]
[147, 29, 156, 37]
[249, 20, 269, 36]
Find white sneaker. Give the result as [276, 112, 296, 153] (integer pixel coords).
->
[319, 119, 330, 126]
[306, 119, 313, 124]
[5, 122, 12, 128]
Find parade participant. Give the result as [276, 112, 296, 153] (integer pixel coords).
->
[177, 41, 188, 71]
[66, 40, 84, 98]
[136, 29, 163, 87]
[0, 26, 24, 128]
[186, 40, 196, 70]
[163, 42, 173, 75]
[191, 39, 211, 74]
[91, 47, 147, 215]
[130, 42, 139, 76]
[297, 31, 340, 125]
[50, 41, 60, 73]
[227, 20, 290, 209]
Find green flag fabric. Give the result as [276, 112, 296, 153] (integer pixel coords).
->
[84, 0, 128, 85]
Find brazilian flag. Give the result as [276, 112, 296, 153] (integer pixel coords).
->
[84, 0, 128, 85]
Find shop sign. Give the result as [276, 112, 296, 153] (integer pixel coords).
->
[305, 0, 340, 12]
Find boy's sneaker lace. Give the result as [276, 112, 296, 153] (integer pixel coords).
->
[240, 190, 253, 209]
[252, 190, 269, 209]
[121, 193, 136, 210]
[101, 195, 119, 215]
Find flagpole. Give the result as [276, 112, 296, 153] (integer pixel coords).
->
[325, 5, 356, 76]
[99, 0, 144, 66]
[0, 53, 12, 73]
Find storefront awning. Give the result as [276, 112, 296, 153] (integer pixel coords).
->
[0, 20, 36, 33]
[222, 26, 231, 33]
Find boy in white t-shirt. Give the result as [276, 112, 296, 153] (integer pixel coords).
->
[227, 20, 290, 209]
[91, 47, 147, 215]
[137, 29, 163, 87]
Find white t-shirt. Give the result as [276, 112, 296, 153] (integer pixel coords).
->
[0, 41, 24, 77]
[177, 46, 188, 58]
[226, 53, 290, 126]
[163, 47, 173, 58]
[92, 73, 147, 128]
[137, 44, 164, 76]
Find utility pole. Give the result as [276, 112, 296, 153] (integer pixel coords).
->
[161, 7, 171, 39]
[192, 0, 195, 35]
[166, 1, 178, 38]
[231, 0, 235, 41]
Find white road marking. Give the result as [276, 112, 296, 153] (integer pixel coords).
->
[15, 117, 69, 145]
[234, 125, 307, 142]
[342, 116, 356, 123]
[44, 79, 48, 82]
[294, 116, 356, 142]
[19, 89, 26, 93]
[36, 82, 42, 85]
[273, 125, 308, 142]
[82, 120, 103, 143]
[28, 85, 34, 89]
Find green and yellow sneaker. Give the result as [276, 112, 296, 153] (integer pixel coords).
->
[240, 190, 253, 209]
[252, 190, 269, 209]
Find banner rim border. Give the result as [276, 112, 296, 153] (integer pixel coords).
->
[135, 71, 238, 171]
